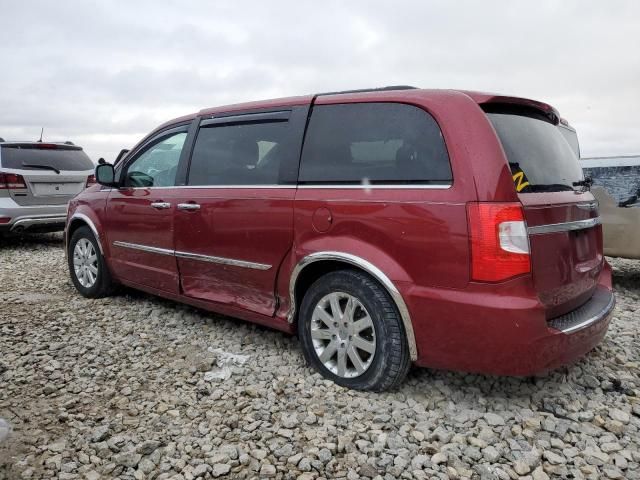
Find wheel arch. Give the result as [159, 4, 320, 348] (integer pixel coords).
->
[288, 251, 418, 360]
[66, 213, 104, 255]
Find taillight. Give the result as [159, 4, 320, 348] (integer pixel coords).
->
[86, 174, 96, 188]
[467, 202, 530, 282]
[0, 173, 27, 190]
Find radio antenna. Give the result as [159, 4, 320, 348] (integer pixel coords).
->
[38, 127, 44, 143]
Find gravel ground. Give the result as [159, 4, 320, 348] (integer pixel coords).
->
[1, 233, 639, 480]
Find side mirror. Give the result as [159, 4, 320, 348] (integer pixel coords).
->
[95, 163, 117, 187]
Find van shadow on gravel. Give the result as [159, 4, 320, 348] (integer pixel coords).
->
[0, 232, 64, 249]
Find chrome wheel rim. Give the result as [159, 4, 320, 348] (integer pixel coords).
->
[310, 292, 376, 378]
[73, 238, 98, 288]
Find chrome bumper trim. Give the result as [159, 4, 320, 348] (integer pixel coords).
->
[10, 215, 67, 231]
[528, 217, 601, 235]
[548, 288, 615, 334]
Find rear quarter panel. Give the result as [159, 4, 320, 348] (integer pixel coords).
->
[288, 90, 518, 294]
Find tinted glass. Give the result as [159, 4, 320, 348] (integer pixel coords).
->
[488, 113, 584, 193]
[558, 125, 580, 158]
[188, 121, 292, 186]
[299, 103, 452, 184]
[124, 132, 186, 187]
[0, 146, 93, 171]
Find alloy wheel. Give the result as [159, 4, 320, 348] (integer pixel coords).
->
[310, 291, 376, 378]
[73, 238, 98, 288]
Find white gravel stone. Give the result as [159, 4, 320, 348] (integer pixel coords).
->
[211, 464, 231, 477]
[484, 412, 506, 426]
[0, 418, 11, 443]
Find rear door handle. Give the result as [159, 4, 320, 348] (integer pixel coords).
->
[150, 201, 171, 210]
[177, 203, 201, 211]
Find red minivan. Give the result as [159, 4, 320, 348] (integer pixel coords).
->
[66, 87, 614, 391]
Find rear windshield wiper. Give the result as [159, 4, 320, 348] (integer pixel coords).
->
[21, 163, 61, 174]
[526, 183, 575, 192]
[573, 176, 593, 192]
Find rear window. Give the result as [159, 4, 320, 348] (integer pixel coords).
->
[558, 125, 580, 158]
[299, 103, 452, 185]
[487, 113, 584, 192]
[0, 145, 93, 171]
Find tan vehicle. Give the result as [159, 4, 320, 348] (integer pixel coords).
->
[562, 122, 640, 261]
[592, 186, 640, 259]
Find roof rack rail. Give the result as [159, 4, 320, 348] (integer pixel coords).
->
[316, 85, 418, 97]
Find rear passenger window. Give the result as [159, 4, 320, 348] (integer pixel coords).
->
[299, 103, 452, 185]
[188, 121, 294, 186]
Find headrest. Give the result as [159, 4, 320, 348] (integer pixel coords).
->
[231, 138, 258, 167]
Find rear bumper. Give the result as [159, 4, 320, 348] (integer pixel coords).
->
[0, 197, 67, 233]
[408, 273, 615, 376]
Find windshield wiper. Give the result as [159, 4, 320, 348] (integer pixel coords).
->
[21, 163, 61, 174]
[526, 183, 575, 192]
[573, 176, 593, 192]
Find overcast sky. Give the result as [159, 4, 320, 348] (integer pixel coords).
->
[1, 1, 638, 162]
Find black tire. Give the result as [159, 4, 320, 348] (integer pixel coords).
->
[298, 269, 411, 391]
[68, 226, 115, 298]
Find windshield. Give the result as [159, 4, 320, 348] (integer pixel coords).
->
[0, 145, 93, 171]
[487, 113, 584, 193]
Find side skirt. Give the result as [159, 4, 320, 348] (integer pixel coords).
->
[117, 278, 295, 334]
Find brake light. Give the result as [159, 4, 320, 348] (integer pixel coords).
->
[0, 173, 27, 190]
[467, 202, 530, 282]
[0, 217, 11, 224]
[86, 174, 96, 188]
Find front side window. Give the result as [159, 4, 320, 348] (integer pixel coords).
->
[187, 121, 293, 186]
[123, 132, 187, 187]
[299, 103, 452, 185]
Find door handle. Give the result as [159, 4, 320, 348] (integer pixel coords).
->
[150, 201, 171, 210]
[177, 203, 201, 211]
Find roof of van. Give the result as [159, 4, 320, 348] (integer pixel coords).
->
[153, 87, 560, 133]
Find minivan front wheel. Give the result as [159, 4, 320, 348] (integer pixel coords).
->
[299, 270, 411, 391]
[68, 226, 115, 298]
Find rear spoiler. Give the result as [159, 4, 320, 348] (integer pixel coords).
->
[463, 92, 561, 125]
[1, 142, 83, 151]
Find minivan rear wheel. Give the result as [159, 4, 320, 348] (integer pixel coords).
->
[298, 269, 411, 391]
[68, 226, 115, 298]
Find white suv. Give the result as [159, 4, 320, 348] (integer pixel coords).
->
[0, 141, 94, 235]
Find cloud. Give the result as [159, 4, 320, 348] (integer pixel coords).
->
[1, 0, 638, 161]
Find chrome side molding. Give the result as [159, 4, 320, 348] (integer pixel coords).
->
[112, 241, 174, 256]
[112, 241, 271, 270]
[174, 250, 271, 270]
[527, 217, 601, 235]
[288, 251, 418, 361]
